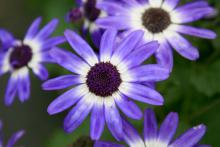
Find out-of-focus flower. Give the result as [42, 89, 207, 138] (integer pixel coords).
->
[94, 109, 210, 147]
[96, 0, 217, 71]
[0, 17, 65, 106]
[0, 120, 25, 147]
[66, 0, 119, 47]
[42, 29, 169, 140]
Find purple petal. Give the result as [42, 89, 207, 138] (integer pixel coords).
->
[47, 84, 88, 115]
[100, 28, 117, 62]
[64, 29, 98, 66]
[4, 75, 18, 106]
[166, 31, 199, 60]
[124, 64, 170, 82]
[42, 36, 66, 50]
[96, 16, 131, 30]
[6, 130, 25, 147]
[155, 40, 173, 72]
[119, 83, 164, 106]
[111, 30, 144, 65]
[90, 102, 105, 140]
[97, 1, 128, 15]
[170, 124, 206, 147]
[49, 47, 90, 75]
[91, 28, 103, 48]
[122, 119, 145, 147]
[35, 19, 58, 40]
[119, 41, 159, 70]
[42, 75, 83, 90]
[144, 109, 158, 142]
[158, 112, 178, 145]
[64, 94, 94, 133]
[94, 141, 124, 147]
[172, 25, 216, 39]
[18, 72, 30, 102]
[32, 64, 48, 80]
[104, 99, 123, 141]
[162, 0, 179, 11]
[114, 92, 142, 120]
[0, 29, 14, 52]
[25, 17, 42, 39]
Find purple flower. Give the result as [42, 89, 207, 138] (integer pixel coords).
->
[0, 17, 65, 106]
[42, 29, 169, 140]
[96, 0, 217, 71]
[0, 120, 25, 147]
[94, 109, 210, 147]
[66, 0, 104, 47]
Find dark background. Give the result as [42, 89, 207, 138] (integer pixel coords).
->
[0, 0, 220, 147]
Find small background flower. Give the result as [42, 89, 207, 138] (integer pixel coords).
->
[0, 0, 220, 147]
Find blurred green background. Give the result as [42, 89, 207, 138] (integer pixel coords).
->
[0, 0, 220, 146]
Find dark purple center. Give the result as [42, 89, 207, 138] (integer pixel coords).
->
[86, 62, 122, 97]
[84, 0, 101, 22]
[142, 8, 171, 33]
[9, 44, 32, 69]
[68, 8, 83, 22]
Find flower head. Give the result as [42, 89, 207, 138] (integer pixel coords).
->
[0, 17, 65, 106]
[95, 109, 210, 147]
[96, 0, 217, 71]
[42, 28, 169, 140]
[0, 120, 25, 147]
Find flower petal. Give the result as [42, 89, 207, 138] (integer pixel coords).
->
[25, 17, 42, 39]
[155, 40, 173, 72]
[162, 0, 179, 12]
[171, 25, 216, 39]
[122, 119, 145, 147]
[170, 124, 206, 147]
[42, 36, 66, 50]
[35, 19, 58, 40]
[114, 92, 142, 120]
[144, 109, 158, 142]
[42, 75, 83, 90]
[104, 98, 123, 141]
[31, 64, 49, 80]
[49, 47, 90, 75]
[64, 29, 98, 66]
[94, 141, 124, 147]
[118, 41, 159, 72]
[47, 84, 89, 115]
[122, 64, 169, 82]
[64, 93, 94, 133]
[100, 28, 117, 62]
[6, 130, 25, 147]
[158, 112, 178, 145]
[111, 30, 144, 65]
[119, 83, 164, 106]
[90, 98, 105, 140]
[18, 69, 30, 102]
[149, 0, 163, 7]
[165, 31, 199, 60]
[4, 74, 18, 106]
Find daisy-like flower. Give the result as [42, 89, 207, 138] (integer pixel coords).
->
[0, 17, 65, 106]
[96, 0, 217, 71]
[94, 109, 209, 147]
[42, 28, 170, 140]
[0, 120, 25, 147]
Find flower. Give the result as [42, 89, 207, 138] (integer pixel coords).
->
[42, 28, 169, 140]
[0, 17, 65, 106]
[96, 0, 217, 71]
[66, 0, 105, 47]
[0, 120, 25, 147]
[94, 109, 210, 147]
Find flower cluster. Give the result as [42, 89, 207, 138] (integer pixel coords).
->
[0, 0, 217, 146]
